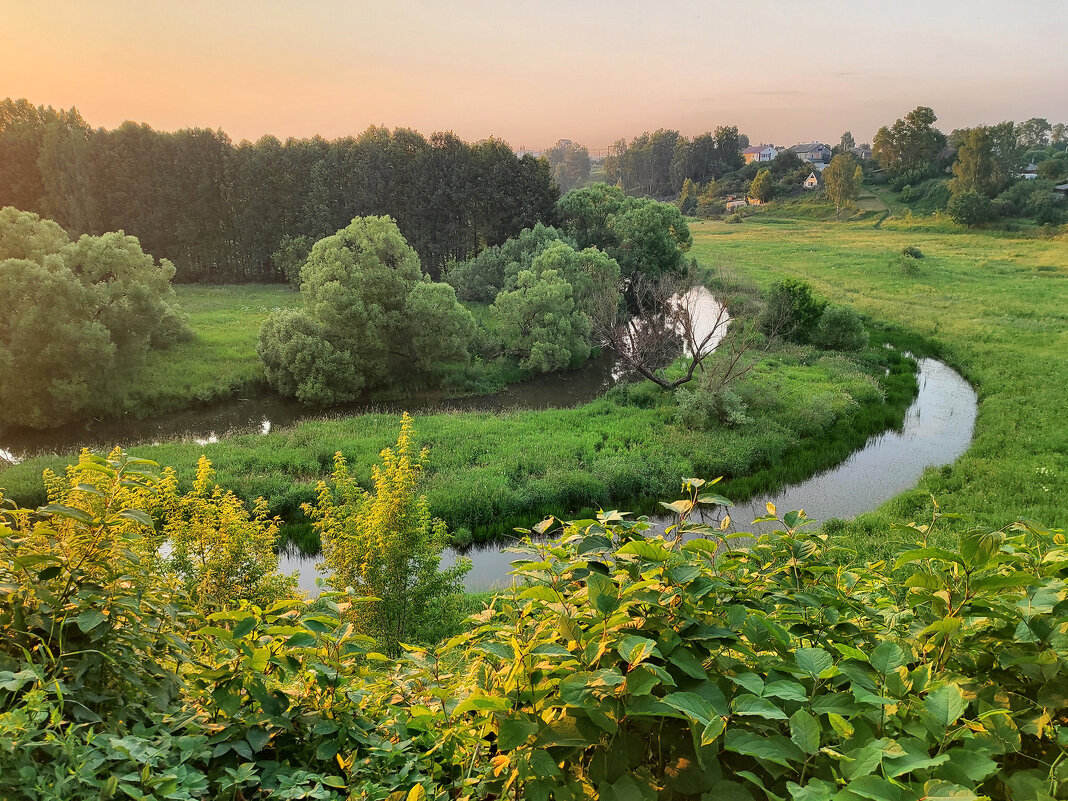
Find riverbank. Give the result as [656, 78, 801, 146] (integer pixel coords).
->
[687, 216, 1068, 554]
[0, 336, 918, 550]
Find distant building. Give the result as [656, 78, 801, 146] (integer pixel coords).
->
[789, 142, 832, 164]
[725, 197, 749, 211]
[1020, 163, 1040, 180]
[743, 145, 778, 163]
[1054, 183, 1068, 199]
[849, 144, 873, 160]
[803, 171, 822, 190]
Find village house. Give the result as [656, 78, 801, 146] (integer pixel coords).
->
[803, 171, 822, 190]
[788, 142, 832, 164]
[742, 145, 778, 163]
[849, 144, 873, 160]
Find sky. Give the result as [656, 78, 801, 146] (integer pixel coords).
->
[4, 0, 1067, 151]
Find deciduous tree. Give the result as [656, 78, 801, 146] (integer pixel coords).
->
[822, 154, 863, 219]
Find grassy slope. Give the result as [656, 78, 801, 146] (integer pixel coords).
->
[122, 284, 300, 415]
[688, 214, 1068, 556]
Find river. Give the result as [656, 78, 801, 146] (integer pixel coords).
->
[280, 356, 977, 594]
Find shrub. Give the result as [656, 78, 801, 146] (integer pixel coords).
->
[947, 190, 995, 227]
[901, 245, 924, 259]
[674, 385, 752, 429]
[813, 305, 870, 351]
[758, 277, 828, 344]
[725, 212, 743, 224]
[258, 216, 475, 404]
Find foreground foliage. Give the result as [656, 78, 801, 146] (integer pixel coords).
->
[2, 449, 1065, 799]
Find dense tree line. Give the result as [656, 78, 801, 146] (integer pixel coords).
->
[543, 139, 591, 192]
[0, 98, 558, 282]
[604, 127, 745, 197]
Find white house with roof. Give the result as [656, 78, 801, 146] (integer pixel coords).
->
[743, 145, 779, 164]
[803, 171, 822, 189]
[789, 142, 832, 164]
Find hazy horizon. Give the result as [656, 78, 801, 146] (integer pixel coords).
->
[5, 0, 1067, 150]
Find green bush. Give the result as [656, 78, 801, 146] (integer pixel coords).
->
[901, 245, 924, 259]
[813, 305, 870, 351]
[758, 277, 828, 344]
[947, 190, 995, 227]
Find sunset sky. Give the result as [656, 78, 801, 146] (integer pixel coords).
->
[5, 0, 1067, 150]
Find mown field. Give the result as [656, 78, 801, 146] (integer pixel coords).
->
[688, 212, 1068, 554]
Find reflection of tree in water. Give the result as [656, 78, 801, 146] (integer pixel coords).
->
[595, 272, 767, 391]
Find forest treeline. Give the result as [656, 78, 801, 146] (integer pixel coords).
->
[0, 98, 558, 282]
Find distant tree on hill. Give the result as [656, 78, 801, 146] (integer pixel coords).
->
[749, 168, 773, 203]
[947, 190, 994, 227]
[949, 127, 1000, 198]
[822, 154, 863, 219]
[544, 140, 592, 192]
[1016, 117, 1051, 148]
[838, 131, 855, 153]
[872, 106, 947, 178]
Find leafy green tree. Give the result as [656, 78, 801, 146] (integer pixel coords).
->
[271, 233, 315, 286]
[758, 278, 827, 344]
[257, 216, 475, 404]
[947, 190, 995, 227]
[310, 413, 468, 654]
[445, 222, 568, 301]
[949, 127, 999, 197]
[676, 177, 698, 215]
[1016, 117, 1051, 148]
[748, 168, 773, 203]
[557, 186, 691, 283]
[544, 139, 592, 192]
[838, 130, 855, 152]
[0, 207, 187, 428]
[822, 154, 863, 219]
[492, 269, 591, 373]
[872, 106, 947, 177]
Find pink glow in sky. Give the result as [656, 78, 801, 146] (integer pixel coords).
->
[5, 0, 1067, 149]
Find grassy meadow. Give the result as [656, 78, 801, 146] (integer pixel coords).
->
[688, 212, 1068, 554]
[121, 284, 300, 415]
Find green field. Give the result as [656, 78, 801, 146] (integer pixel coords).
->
[688, 214, 1068, 553]
[121, 284, 300, 416]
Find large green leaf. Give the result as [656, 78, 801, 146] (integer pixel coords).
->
[870, 642, 908, 674]
[661, 691, 716, 726]
[732, 694, 787, 720]
[618, 635, 659, 665]
[795, 648, 833, 678]
[724, 730, 802, 768]
[926, 684, 967, 728]
[789, 709, 820, 755]
[498, 716, 539, 751]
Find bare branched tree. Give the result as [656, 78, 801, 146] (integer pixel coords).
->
[592, 269, 777, 391]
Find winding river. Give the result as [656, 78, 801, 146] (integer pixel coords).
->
[281, 356, 977, 594]
[0, 288, 978, 597]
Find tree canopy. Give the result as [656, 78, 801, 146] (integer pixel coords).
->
[872, 106, 947, 179]
[822, 154, 863, 219]
[556, 184, 692, 282]
[544, 139, 592, 192]
[257, 216, 475, 405]
[0, 99, 559, 282]
[0, 206, 187, 428]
